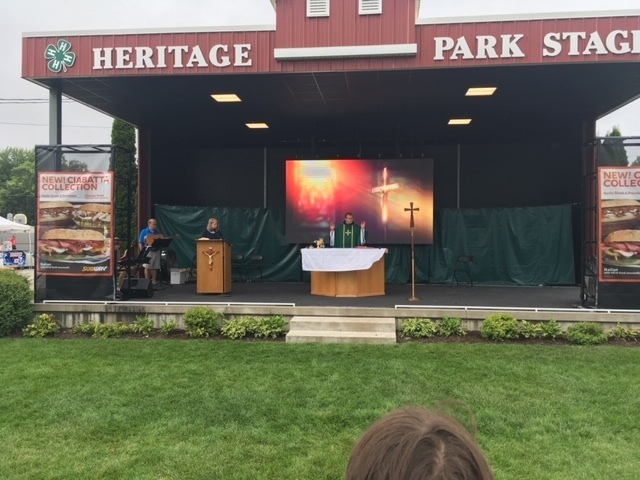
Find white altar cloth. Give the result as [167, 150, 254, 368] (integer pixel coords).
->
[301, 248, 385, 272]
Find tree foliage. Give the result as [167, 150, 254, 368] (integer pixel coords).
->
[599, 126, 629, 166]
[0, 147, 35, 222]
[111, 119, 138, 248]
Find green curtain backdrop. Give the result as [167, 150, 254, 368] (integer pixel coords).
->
[156, 204, 575, 286]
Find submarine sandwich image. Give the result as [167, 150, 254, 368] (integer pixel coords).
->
[602, 229, 640, 267]
[39, 201, 74, 225]
[73, 203, 111, 228]
[601, 199, 640, 237]
[39, 228, 108, 261]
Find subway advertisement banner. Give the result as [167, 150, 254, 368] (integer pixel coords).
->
[599, 167, 640, 282]
[36, 172, 114, 276]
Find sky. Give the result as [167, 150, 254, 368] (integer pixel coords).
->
[1, 0, 639, 150]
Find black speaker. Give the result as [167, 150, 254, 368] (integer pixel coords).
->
[121, 278, 154, 298]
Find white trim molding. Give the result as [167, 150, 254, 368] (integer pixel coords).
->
[274, 43, 417, 60]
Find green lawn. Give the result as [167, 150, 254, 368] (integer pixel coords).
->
[1, 339, 638, 479]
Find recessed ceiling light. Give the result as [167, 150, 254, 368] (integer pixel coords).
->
[211, 94, 242, 102]
[465, 87, 496, 96]
[246, 122, 269, 129]
[448, 119, 472, 125]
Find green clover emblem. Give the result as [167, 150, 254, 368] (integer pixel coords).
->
[45, 39, 76, 73]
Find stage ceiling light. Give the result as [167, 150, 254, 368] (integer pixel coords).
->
[211, 93, 242, 102]
[465, 87, 497, 96]
[448, 118, 472, 125]
[246, 122, 269, 129]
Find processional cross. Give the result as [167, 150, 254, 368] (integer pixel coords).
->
[202, 248, 218, 271]
[404, 202, 420, 301]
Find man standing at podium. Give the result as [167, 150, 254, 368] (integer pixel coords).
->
[330, 212, 367, 248]
[139, 218, 162, 287]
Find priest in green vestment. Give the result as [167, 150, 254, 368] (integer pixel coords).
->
[330, 212, 368, 248]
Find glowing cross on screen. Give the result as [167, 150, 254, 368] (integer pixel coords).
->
[371, 167, 400, 240]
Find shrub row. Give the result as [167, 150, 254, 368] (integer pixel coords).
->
[399, 316, 466, 338]
[480, 313, 632, 345]
[400, 313, 639, 346]
[18, 308, 288, 340]
[69, 315, 178, 338]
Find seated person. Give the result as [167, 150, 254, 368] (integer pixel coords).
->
[139, 218, 162, 286]
[346, 405, 494, 480]
[114, 238, 137, 290]
[201, 217, 223, 240]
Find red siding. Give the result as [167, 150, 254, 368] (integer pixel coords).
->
[22, 14, 640, 80]
[415, 15, 640, 68]
[22, 31, 278, 78]
[275, 0, 415, 48]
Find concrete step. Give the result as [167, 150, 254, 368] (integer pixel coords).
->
[286, 316, 397, 344]
[289, 316, 396, 333]
[286, 330, 396, 344]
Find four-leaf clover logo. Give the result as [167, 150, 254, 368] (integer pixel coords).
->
[45, 39, 76, 73]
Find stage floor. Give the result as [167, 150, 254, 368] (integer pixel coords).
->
[144, 281, 582, 310]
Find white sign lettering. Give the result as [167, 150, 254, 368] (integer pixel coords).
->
[434, 34, 524, 60]
[543, 30, 640, 57]
[93, 43, 253, 70]
[433, 29, 640, 61]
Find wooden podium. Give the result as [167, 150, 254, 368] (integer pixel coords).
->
[196, 239, 231, 294]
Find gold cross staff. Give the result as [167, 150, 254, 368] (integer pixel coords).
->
[404, 201, 419, 228]
[202, 248, 218, 270]
[404, 202, 420, 301]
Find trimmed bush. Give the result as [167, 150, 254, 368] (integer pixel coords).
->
[252, 315, 287, 339]
[437, 317, 466, 337]
[0, 269, 33, 337]
[221, 317, 254, 340]
[131, 314, 155, 336]
[399, 318, 437, 338]
[183, 307, 222, 338]
[540, 319, 562, 340]
[608, 323, 638, 341]
[481, 313, 519, 341]
[93, 322, 131, 338]
[72, 322, 99, 336]
[160, 319, 177, 336]
[23, 313, 60, 338]
[520, 320, 543, 339]
[222, 315, 287, 340]
[566, 322, 608, 345]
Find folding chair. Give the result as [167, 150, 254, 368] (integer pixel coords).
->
[452, 255, 474, 286]
[186, 254, 197, 283]
[231, 253, 245, 282]
[244, 254, 263, 282]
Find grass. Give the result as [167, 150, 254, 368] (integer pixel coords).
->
[1, 340, 639, 479]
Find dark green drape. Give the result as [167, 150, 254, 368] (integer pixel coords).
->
[156, 204, 575, 286]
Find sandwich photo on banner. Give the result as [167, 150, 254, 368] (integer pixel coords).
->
[39, 201, 74, 227]
[38, 228, 110, 274]
[72, 203, 111, 230]
[601, 199, 640, 239]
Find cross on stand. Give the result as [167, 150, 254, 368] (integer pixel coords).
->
[404, 202, 420, 301]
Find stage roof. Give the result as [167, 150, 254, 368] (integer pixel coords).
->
[22, 8, 640, 148]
